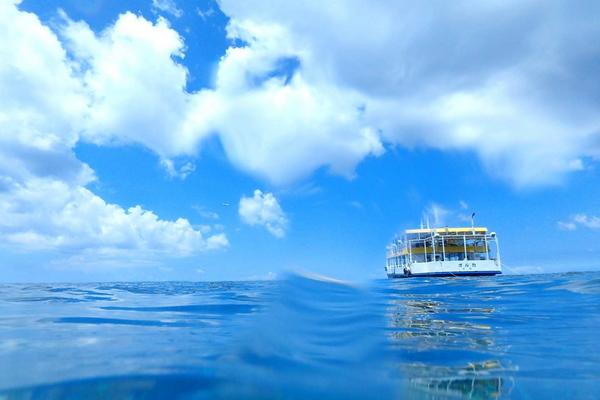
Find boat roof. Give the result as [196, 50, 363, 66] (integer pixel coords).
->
[405, 227, 488, 234]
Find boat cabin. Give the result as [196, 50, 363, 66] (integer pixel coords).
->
[386, 227, 500, 270]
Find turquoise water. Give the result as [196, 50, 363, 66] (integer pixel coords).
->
[0, 272, 599, 399]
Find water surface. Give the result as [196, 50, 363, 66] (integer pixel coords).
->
[0, 272, 598, 399]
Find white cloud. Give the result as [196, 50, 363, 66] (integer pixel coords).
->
[0, 2, 226, 264]
[557, 221, 577, 231]
[160, 158, 196, 179]
[151, 0, 183, 18]
[559, 214, 600, 231]
[12, 1, 598, 189]
[192, 205, 220, 220]
[60, 12, 209, 158]
[0, 1, 89, 186]
[422, 203, 450, 227]
[197, 6, 215, 21]
[573, 214, 600, 229]
[419, 202, 487, 228]
[187, 19, 384, 184]
[196, 18, 386, 184]
[0, 178, 228, 256]
[7, 0, 600, 190]
[213, 0, 600, 187]
[4, 0, 600, 267]
[239, 190, 288, 238]
[59, 9, 385, 185]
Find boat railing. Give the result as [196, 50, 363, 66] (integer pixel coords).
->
[387, 232, 500, 264]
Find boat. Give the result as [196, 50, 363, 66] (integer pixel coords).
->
[385, 226, 502, 278]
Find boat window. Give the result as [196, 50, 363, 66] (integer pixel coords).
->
[412, 254, 426, 263]
[487, 240, 498, 260]
[445, 252, 465, 261]
[398, 232, 499, 264]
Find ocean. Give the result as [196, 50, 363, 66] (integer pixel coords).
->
[0, 272, 598, 399]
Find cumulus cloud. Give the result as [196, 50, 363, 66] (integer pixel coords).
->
[214, 0, 600, 187]
[0, 178, 228, 255]
[0, 0, 88, 186]
[59, 11, 206, 158]
[558, 214, 600, 231]
[239, 190, 288, 238]
[10, 0, 599, 191]
[197, 19, 385, 184]
[3, 0, 600, 265]
[0, 1, 226, 262]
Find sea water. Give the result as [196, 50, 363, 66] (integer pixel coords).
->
[0, 272, 598, 399]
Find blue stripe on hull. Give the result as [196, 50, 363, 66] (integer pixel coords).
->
[387, 271, 501, 279]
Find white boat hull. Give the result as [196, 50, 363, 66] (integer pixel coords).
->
[386, 260, 501, 279]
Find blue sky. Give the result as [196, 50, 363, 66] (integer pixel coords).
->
[1, 0, 600, 282]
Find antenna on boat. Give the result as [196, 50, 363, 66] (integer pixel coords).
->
[426, 216, 431, 230]
[471, 212, 476, 233]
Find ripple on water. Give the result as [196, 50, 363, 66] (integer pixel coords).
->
[0, 272, 598, 399]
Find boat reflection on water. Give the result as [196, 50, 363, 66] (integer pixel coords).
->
[386, 283, 515, 399]
[407, 360, 513, 400]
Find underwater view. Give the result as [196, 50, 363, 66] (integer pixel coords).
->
[0, 272, 598, 399]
